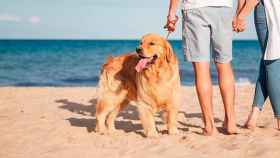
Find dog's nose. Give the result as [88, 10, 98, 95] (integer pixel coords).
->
[136, 47, 143, 54]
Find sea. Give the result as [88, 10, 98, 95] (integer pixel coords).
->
[0, 40, 261, 86]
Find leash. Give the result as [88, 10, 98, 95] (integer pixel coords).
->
[164, 24, 172, 40]
[166, 31, 171, 40]
[164, 15, 178, 40]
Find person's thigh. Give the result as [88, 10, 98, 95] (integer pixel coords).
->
[207, 7, 233, 63]
[182, 9, 211, 62]
[254, 1, 268, 53]
[266, 59, 280, 118]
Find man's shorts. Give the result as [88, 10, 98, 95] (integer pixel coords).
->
[182, 7, 233, 63]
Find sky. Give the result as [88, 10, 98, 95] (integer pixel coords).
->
[0, 0, 257, 40]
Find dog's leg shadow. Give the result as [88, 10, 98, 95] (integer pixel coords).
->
[56, 99, 148, 136]
[56, 98, 98, 133]
[67, 117, 97, 133]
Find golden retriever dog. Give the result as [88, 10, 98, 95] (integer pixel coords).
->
[95, 33, 181, 137]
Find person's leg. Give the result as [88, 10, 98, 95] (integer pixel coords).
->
[245, 1, 269, 129]
[245, 106, 261, 129]
[254, 1, 268, 52]
[215, 62, 237, 134]
[182, 8, 217, 135]
[209, 7, 237, 134]
[245, 60, 267, 129]
[193, 62, 217, 135]
[266, 59, 280, 130]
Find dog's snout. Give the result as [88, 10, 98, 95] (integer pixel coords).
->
[136, 47, 143, 54]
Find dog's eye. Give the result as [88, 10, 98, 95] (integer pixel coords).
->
[149, 42, 155, 46]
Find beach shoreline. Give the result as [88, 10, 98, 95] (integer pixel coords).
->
[1, 85, 279, 158]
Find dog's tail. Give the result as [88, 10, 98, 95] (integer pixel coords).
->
[97, 56, 121, 99]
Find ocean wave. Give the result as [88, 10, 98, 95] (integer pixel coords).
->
[236, 77, 254, 85]
[62, 76, 99, 84]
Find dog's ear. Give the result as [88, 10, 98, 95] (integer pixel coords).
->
[164, 40, 176, 64]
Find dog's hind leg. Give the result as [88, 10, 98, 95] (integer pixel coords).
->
[106, 99, 129, 133]
[106, 106, 120, 133]
[95, 100, 111, 134]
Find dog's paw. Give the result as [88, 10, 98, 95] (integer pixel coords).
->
[95, 127, 107, 135]
[145, 130, 159, 138]
[107, 128, 124, 135]
[168, 128, 179, 135]
[107, 128, 117, 133]
[108, 129, 126, 137]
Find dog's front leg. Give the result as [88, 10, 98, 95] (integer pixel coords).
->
[137, 102, 158, 138]
[166, 107, 179, 135]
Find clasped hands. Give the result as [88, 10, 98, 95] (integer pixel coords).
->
[232, 16, 246, 33]
[164, 15, 246, 33]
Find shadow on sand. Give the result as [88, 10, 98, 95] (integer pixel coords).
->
[56, 98, 147, 136]
[56, 99, 227, 136]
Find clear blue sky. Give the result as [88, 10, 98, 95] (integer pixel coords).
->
[0, 0, 257, 39]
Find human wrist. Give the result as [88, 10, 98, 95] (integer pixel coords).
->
[167, 13, 177, 21]
[237, 14, 246, 20]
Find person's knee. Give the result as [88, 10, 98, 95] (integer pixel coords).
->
[192, 63, 212, 92]
[215, 62, 233, 71]
[192, 62, 212, 83]
[192, 61, 210, 69]
[216, 62, 235, 79]
[192, 62, 211, 76]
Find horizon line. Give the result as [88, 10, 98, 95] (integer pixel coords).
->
[0, 38, 258, 41]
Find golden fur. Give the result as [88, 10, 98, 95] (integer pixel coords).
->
[95, 33, 181, 137]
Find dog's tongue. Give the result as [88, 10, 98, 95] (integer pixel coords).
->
[135, 58, 149, 72]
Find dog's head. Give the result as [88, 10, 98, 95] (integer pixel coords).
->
[135, 33, 175, 72]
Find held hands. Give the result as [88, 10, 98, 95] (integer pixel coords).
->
[232, 16, 246, 33]
[165, 14, 246, 33]
[164, 14, 179, 32]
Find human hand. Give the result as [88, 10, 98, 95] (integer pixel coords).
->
[164, 14, 178, 32]
[232, 16, 246, 33]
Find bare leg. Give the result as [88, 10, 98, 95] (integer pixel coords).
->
[216, 63, 237, 134]
[167, 108, 179, 135]
[244, 106, 260, 129]
[193, 62, 217, 135]
[137, 104, 158, 137]
[277, 119, 280, 130]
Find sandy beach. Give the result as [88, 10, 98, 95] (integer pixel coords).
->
[0, 85, 279, 158]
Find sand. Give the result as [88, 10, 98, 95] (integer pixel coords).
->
[0, 85, 279, 158]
